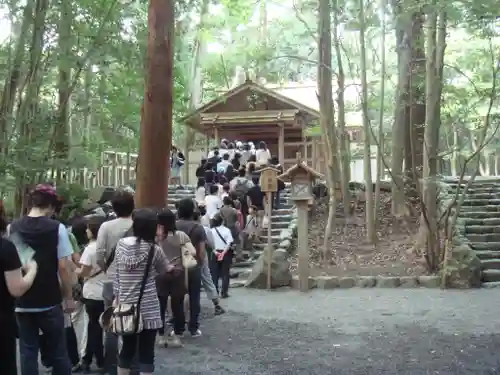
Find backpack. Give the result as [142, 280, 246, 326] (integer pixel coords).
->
[105, 226, 134, 271]
[233, 178, 249, 199]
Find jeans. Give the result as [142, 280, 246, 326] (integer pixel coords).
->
[210, 251, 233, 296]
[201, 254, 218, 300]
[40, 325, 79, 368]
[118, 329, 157, 373]
[0, 311, 17, 375]
[82, 299, 105, 367]
[17, 305, 71, 375]
[272, 190, 281, 209]
[169, 268, 201, 334]
[102, 282, 139, 375]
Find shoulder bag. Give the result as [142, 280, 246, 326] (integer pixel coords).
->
[111, 243, 154, 335]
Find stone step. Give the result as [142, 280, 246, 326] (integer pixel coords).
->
[482, 269, 500, 283]
[470, 242, 500, 251]
[467, 234, 500, 242]
[475, 250, 500, 259]
[462, 199, 500, 206]
[463, 193, 500, 199]
[272, 222, 291, 229]
[447, 188, 500, 194]
[232, 260, 256, 268]
[482, 281, 500, 288]
[229, 267, 253, 279]
[480, 259, 500, 269]
[465, 225, 500, 234]
[271, 209, 294, 215]
[459, 211, 500, 219]
[462, 218, 500, 226]
[460, 205, 500, 212]
[271, 215, 294, 222]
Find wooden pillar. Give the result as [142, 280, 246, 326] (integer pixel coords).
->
[302, 131, 308, 166]
[297, 200, 309, 292]
[205, 134, 210, 155]
[135, 0, 174, 208]
[214, 126, 220, 145]
[278, 123, 285, 165]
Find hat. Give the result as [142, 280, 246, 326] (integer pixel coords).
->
[33, 184, 57, 196]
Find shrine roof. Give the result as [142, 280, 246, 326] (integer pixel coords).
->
[182, 80, 320, 126]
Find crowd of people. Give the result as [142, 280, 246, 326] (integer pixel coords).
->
[0, 139, 283, 375]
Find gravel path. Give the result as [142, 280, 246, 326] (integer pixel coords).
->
[158, 288, 500, 375]
[23, 288, 500, 374]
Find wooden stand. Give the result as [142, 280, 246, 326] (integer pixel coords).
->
[296, 200, 309, 292]
[266, 191, 273, 290]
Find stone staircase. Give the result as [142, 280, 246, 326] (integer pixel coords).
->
[444, 178, 500, 287]
[166, 185, 295, 283]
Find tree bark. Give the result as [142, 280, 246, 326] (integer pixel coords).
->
[317, 0, 339, 262]
[359, 0, 376, 243]
[135, 0, 174, 209]
[374, 0, 386, 222]
[333, 0, 350, 217]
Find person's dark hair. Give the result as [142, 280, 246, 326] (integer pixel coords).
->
[223, 196, 232, 206]
[30, 184, 59, 210]
[223, 183, 230, 192]
[71, 216, 89, 247]
[177, 198, 196, 220]
[270, 156, 279, 165]
[111, 189, 135, 218]
[243, 143, 250, 151]
[192, 210, 200, 222]
[158, 209, 176, 237]
[252, 176, 260, 185]
[214, 150, 219, 156]
[198, 205, 206, 217]
[200, 158, 207, 165]
[223, 153, 229, 160]
[209, 184, 219, 195]
[233, 152, 241, 160]
[197, 177, 205, 189]
[225, 165, 235, 180]
[0, 201, 7, 233]
[238, 167, 246, 177]
[219, 176, 228, 185]
[212, 214, 223, 227]
[87, 215, 106, 240]
[228, 143, 235, 150]
[248, 154, 256, 162]
[205, 162, 213, 171]
[258, 141, 267, 150]
[132, 208, 157, 243]
[247, 163, 256, 173]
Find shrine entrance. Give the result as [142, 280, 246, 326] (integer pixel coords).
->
[182, 79, 324, 176]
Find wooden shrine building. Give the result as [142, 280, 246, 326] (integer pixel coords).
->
[182, 79, 324, 171]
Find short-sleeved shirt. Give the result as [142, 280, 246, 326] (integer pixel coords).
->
[80, 241, 108, 300]
[246, 186, 265, 210]
[0, 238, 22, 313]
[176, 219, 207, 263]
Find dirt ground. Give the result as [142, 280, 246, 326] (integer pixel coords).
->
[290, 193, 427, 278]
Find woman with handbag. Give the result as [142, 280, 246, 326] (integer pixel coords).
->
[210, 214, 234, 298]
[112, 208, 169, 375]
[155, 209, 194, 348]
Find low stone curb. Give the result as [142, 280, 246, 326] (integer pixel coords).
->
[290, 275, 442, 289]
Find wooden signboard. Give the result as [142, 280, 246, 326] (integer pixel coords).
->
[258, 167, 279, 193]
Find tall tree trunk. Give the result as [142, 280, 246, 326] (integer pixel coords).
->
[374, 0, 387, 222]
[391, 0, 408, 217]
[333, 0, 350, 216]
[0, 0, 35, 158]
[182, 0, 209, 184]
[54, 0, 73, 183]
[405, 7, 426, 181]
[83, 63, 92, 148]
[359, 0, 376, 243]
[136, 0, 174, 208]
[422, 4, 446, 273]
[318, 0, 339, 262]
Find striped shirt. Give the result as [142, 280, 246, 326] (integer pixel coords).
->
[113, 237, 166, 330]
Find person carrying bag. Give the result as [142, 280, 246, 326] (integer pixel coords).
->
[210, 214, 234, 298]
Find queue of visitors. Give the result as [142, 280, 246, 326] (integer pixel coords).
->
[0, 139, 282, 375]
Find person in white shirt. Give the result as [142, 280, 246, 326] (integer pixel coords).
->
[210, 214, 234, 298]
[255, 141, 271, 166]
[217, 153, 231, 173]
[195, 177, 206, 205]
[205, 184, 222, 219]
[76, 216, 108, 372]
